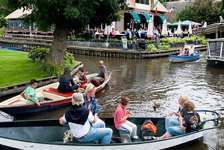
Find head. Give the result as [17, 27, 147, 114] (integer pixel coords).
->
[179, 95, 190, 105]
[72, 93, 84, 106]
[190, 44, 193, 48]
[63, 68, 71, 76]
[85, 83, 96, 97]
[120, 96, 130, 107]
[182, 101, 195, 112]
[112, 28, 114, 31]
[127, 29, 130, 31]
[98, 60, 104, 67]
[29, 79, 38, 88]
[78, 67, 84, 75]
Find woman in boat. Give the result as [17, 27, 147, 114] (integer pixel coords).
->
[178, 46, 185, 56]
[57, 68, 79, 93]
[114, 96, 138, 140]
[20, 79, 40, 106]
[78, 67, 87, 88]
[186, 44, 196, 56]
[159, 100, 201, 139]
[165, 95, 189, 131]
[59, 93, 113, 144]
[83, 83, 105, 128]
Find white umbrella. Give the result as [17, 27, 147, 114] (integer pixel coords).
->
[176, 20, 182, 35]
[188, 21, 192, 35]
[161, 19, 168, 36]
[147, 19, 153, 37]
[104, 23, 108, 35]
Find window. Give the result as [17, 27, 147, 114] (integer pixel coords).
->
[136, 0, 149, 5]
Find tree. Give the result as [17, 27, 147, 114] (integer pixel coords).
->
[177, 0, 222, 24]
[1, 0, 123, 65]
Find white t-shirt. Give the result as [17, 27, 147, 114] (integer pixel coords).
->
[189, 47, 195, 54]
[62, 112, 94, 138]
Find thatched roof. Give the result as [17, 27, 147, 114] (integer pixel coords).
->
[5, 8, 32, 19]
[151, 1, 168, 13]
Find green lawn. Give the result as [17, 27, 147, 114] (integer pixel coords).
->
[0, 49, 51, 87]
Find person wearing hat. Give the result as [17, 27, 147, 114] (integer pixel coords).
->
[59, 93, 113, 144]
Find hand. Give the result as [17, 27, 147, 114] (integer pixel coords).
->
[36, 102, 40, 106]
[126, 114, 131, 118]
[168, 112, 174, 117]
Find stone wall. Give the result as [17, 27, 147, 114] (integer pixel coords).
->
[164, 1, 194, 22]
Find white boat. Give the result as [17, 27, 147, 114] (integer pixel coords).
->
[0, 110, 220, 150]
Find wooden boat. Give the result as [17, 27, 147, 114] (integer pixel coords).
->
[0, 72, 111, 117]
[0, 110, 220, 150]
[170, 50, 200, 63]
[206, 38, 224, 67]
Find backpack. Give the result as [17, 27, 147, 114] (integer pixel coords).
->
[141, 119, 158, 141]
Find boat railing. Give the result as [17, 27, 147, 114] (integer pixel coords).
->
[195, 110, 221, 131]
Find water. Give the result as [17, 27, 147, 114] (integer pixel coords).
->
[0, 51, 224, 149]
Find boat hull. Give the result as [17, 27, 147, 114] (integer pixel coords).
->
[207, 59, 224, 68]
[0, 118, 205, 150]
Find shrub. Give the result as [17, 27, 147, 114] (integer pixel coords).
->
[145, 40, 156, 44]
[158, 43, 170, 50]
[28, 47, 50, 62]
[0, 27, 5, 36]
[43, 64, 63, 78]
[146, 44, 157, 52]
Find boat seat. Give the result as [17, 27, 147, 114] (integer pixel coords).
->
[43, 88, 73, 98]
[119, 129, 132, 143]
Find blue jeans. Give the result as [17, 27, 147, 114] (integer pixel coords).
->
[92, 118, 105, 128]
[165, 117, 180, 131]
[165, 117, 185, 136]
[77, 121, 112, 144]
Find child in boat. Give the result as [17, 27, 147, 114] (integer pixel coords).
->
[178, 46, 185, 56]
[158, 100, 201, 140]
[78, 67, 87, 88]
[20, 79, 40, 106]
[114, 96, 139, 140]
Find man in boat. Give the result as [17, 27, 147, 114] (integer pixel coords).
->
[114, 96, 139, 140]
[59, 93, 113, 144]
[186, 44, 197, 56]
[20, 79, 40, 106]
[158, 100, 201, 140]
[89, 60, 107, 86]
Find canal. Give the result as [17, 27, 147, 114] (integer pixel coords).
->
[1, 51, 224, 149]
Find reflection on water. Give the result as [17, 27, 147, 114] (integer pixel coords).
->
[0, 51, 224, 149]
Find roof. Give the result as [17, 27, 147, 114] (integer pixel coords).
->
[151, 1, 168, 13]
[5, 8, 32, 19]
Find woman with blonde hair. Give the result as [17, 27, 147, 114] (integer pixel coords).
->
[153, 95, 190, 140]
[83, 83, 105, 128]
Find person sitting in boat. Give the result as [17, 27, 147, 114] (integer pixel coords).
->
[89, 60, 107, 86]
[114, 96, 139, 140]
[78, 67, 87, 89]
[57, 68, 79, 93]
[164, 95, 189, 134]
[59, 93, 113, 144]
[178, 46, 186, 56]
[186, 44, 197, 56]
[20, 79, 40, 106]
[159, 100, 201, 140]
[83, 83, 106, 128]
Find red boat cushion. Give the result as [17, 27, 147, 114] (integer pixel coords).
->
[43, 88, 73, 97]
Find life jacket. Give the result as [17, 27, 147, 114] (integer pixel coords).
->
[141, 119, 158, 141]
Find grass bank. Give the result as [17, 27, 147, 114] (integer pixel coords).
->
[0, 49, 51, 87]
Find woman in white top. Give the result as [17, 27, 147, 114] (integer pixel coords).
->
[59, 93, 112, 144]
[186, 44, 196, 56]
[178, 46, 185, 56]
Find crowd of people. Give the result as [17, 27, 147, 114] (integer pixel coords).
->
[20, 59, 201, 144]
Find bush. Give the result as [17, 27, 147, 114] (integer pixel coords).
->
[146, 44, 157, 52]
[28, 47, 50, 62]
[158, 43, 170, 50]
[0, 27, 5, 36]
[145, 40, 156, 44]
[43, 64, 64, 78]
[0, 16, 7, 28]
